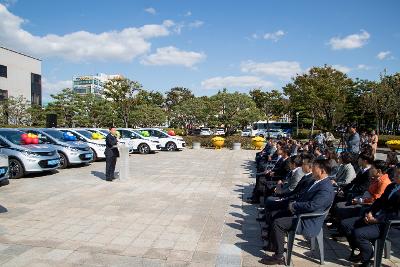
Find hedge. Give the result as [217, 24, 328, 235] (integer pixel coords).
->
[182, 136, 255, 149]
[378, 135, 400, 147]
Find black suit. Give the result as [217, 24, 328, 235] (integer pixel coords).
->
[343, 168, 370, 197]
[270, 178, 335, 257]
[105, 133, 119, 181]
[340, 182, 400, 264]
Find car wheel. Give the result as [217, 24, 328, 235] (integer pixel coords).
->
[138, 143, 151, 154]
[166, 142, 177, 151]
[90, 148, 98, 161]
[9, 158, 24, 179]
[59, 152, 69, 169]
[0, 179, 9, 186]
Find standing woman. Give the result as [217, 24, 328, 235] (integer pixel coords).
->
[369, 130, 378, 157]
[105, 126, 120, 182]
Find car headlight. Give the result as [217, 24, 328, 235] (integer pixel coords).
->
[67, 147, 80, 152]
[21, 151, 41, 158]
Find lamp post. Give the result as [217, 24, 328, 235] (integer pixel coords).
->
[296, 112, 299, 137]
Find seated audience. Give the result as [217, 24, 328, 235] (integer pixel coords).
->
[260, 158, 335, 265]
[332, 152, 356, 187]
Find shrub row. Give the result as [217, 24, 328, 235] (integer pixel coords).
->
[378, 135, 400, 147]
[182, 136, 255, 149]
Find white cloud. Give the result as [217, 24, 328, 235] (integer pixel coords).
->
[188, 20, 204, 28]
[201, 76, 273, 89]
[141, 46, 206, 67]
[328, 30, 370, 50]
[42, 78, 72, 103]
[0, 4, 175, 61]
[332, 64, 351, 73]
[251, 33, 259, 39]
[263, 30, 285, 42]
[376, 51, 392, 60]
[357, 64, 371, 70]
[144, 7, 156, 15]
[240, 60, 302, 79]
[184, 11, 192, 17]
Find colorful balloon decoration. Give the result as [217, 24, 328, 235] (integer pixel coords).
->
[115, 131, 121, 139]
[141, 131, 150, 137]
[167, 130, 176, 136]
[91, 132, 104, 140]
[63, 132, 77, 141]
[21, 133, 39, 145]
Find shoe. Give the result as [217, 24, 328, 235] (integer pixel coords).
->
[348, 253, 362, 263]
[259, 255, 285, 265]
[355, 261, 371, 267]
[326, 223, 338, 230]
[259, 209, 266, 215]
[105, 179, 113, 182]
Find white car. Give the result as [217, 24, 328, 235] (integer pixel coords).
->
[199, 128, 212, 136]
[117, 128, 161, 154]
[0, 153, 9, 186]
[255, 129, 286, 139]
[86, 128, 135, 154]
[241, 129, 252, 137]
[137, 128, 186, 151]
[58, 129, 106, 161]
[214, 128, 225, 136]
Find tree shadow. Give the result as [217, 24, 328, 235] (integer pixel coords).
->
[0, 204, 7, 213]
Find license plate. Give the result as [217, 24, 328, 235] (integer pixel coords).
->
[48, 159, 59, 165]
[84, 154, 92, 159]
[0, 168, 5, 175]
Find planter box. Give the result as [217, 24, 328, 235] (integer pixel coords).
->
[387, 144, 400, 151]
[232, 143, 241, 150]
[192, 142, 201, 149]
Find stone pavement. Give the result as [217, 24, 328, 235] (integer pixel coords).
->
[0, 149, 399, 267]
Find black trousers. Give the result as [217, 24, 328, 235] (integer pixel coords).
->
[340, 216, 382, 263]
[271, 216, 296, 257]
[105, 156, 117, 180]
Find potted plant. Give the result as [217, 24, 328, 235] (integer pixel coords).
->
[386, 140, 400, 151]
[251, 136, 265, 150]
[212, 136, 225, 149]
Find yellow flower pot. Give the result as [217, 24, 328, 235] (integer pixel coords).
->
[212, 137, 225, 149]
[386, 140, 400, 150]
[252, 136, 265, 150]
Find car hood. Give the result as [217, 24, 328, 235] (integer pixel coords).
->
[87, 139, 106, 145]
[14, 144, 56, 152]
[57, 140, 89, 148]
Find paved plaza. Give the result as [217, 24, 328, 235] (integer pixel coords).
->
[0, 149, 399, 267]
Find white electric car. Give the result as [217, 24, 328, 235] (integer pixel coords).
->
[117, 128, 161, 154]
[137, 128, 186, 151]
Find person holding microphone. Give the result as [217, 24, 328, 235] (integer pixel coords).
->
[105, 126, 119, 182]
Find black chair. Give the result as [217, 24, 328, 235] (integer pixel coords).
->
[373, 219, 400, 267]
[286, 206, 331, 266]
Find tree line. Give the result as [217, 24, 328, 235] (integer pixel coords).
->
[0, 65, 399, 135]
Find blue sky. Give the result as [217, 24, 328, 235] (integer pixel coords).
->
[0, 0, 399, 103]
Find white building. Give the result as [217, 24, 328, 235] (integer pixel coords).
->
[72, 73, 123, 96]
[0, 46, 42, 105]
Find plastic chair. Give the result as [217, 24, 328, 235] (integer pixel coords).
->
[286, 206, 331, 266]
[373, 219, 400, 267]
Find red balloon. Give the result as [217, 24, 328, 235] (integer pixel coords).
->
[168, 130, 176, 136]
[25, 137, 33, 144]
[21, 133, 28, 140]
[32, 138, 39, 144]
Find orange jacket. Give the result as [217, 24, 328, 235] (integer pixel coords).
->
[363, 174, 391, 204]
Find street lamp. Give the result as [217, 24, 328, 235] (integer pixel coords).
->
[296, 112, 300, 137]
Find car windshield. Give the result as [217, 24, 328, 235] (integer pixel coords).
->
[132, 130, 145, 137]
[75, 130, 93, 139]
[43, 129, 65, 141]
[99, 129, 108, 134]
[0, 130, 25, 145]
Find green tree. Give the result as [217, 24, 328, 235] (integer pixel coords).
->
[46, 88, 82, 127]
[135, 90, 165, 107]
[130, 104, 167, 127]
[1, 95, 31, 126]
[211, 89, 262, 134]
[104, 78, 142, 127]
[283, 65, 354, 133]
[27, 104, 47, 127]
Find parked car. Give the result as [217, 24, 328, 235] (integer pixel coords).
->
[255, 129, 286, 139]
[20, 128, 93, 169]
[0, 129, 60, 179]
[214, 128, 225, 136]
[85, 128, 135, 154]
[58, 129, 106, 161]
[117, 128, 161, 154]
[0, 154, 9, 186]
[136, 128, 186, 151]
[199, 128, 212, 136]
[241, 129, 252, 137]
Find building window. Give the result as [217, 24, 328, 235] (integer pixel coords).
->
[0, 65, 7, 78]
[31, 73, 42, 106]
[0, 89, 8, 101]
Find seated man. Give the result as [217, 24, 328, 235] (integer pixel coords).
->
[275, 155, 304, 195]
[249, 145, 291, 204]
[260, 158, 335, 265]
[332, 151, 357, 188]
[338, 165, 400, 267]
